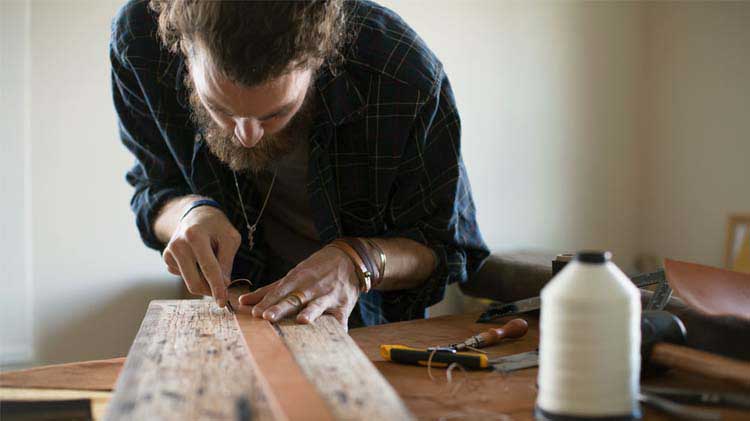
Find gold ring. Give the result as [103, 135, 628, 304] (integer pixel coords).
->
[284, 291, 306, 308]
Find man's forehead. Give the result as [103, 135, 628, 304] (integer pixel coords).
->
[189, 53, 308, 117]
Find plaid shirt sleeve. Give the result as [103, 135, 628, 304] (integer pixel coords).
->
[110, 8, 191, 250]
[375, 68, 489, 321]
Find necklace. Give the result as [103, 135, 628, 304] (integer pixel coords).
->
[232, 168, 278, 251]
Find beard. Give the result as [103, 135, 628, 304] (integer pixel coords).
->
[186, 76, 314, 174]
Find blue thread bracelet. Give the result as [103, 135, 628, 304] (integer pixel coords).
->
[180, 199, 223, 221]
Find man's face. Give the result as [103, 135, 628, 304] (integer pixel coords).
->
[187, 48, 314, 173]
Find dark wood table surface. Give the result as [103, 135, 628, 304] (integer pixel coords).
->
[2, 312, 749, 420]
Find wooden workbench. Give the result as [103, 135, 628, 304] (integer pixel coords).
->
[2, 313, 748, 420]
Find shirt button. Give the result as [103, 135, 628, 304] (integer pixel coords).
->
[194, 133, 202, 142]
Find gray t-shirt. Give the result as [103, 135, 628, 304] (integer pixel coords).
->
[252, 139, 322, 281]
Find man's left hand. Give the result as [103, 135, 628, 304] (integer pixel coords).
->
[238, 245, 360, 330]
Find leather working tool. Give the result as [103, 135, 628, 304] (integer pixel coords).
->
[380, 345, 490, 369]
[446, 318, 528, 351]
[477, 269, 669, 323]
[641, 311, 750, 388]
[380, 318, 531, 370]
[638, 390, 721, 421]
[380, 345, 539, 372]
[640, 386, 750, 410]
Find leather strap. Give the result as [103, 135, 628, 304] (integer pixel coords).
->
[364, 238, 386, 288]
[232, 297, 336, 420]
[329, 240, 371, 292]
[340, 238, 380, 287]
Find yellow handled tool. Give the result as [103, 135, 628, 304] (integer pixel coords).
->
[380, 344, 489, 369]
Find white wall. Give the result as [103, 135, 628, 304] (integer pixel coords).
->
[1, 1, 748, 366]
[639, 3, 750, 267]
[382, 0, 646, 314]
[1, 0, 33, 366]
[1, 0, 184, 368]
[381, 1, 644, 269]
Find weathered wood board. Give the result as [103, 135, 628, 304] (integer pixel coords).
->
[105, 300, 275, 420]
[276, 317, 413, 420]
[105, 300, 414, 420]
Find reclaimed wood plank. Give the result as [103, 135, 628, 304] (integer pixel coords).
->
[277, 316, 415, 420]
[105, 300, 276, 421]
[106, 298, 413, 420]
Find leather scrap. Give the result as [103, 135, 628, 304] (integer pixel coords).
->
[664, 259, 750, 320]
[0, 358, 124, 391]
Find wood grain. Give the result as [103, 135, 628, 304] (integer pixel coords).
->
[105, 299, 413, 420]
[276, 315, 415, 420]
[105, 300, 275, 421]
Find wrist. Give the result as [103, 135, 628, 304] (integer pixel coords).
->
[153, 194, 207, 244]
[180, 198, 223, 222]
[328, 239, 373, 293]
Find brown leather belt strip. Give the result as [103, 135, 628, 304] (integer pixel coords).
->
[234, 306, 336, 421]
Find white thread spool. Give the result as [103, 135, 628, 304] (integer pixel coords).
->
[536, 251, 641, 420]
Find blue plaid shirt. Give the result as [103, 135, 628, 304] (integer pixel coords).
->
[110, 0, 488, 327]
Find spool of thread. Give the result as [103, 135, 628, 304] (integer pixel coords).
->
[536, 251, 642, 420]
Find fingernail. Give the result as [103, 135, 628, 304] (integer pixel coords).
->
[266, 311, 276, 321]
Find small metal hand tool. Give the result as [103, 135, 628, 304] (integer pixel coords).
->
[490, 350, 539, 373]
[225, 278, 253, 314]
[641, 386, 750, 410]
[477, 269, 667, 323]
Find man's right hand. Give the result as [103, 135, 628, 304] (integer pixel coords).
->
[157, 197, 241, 307]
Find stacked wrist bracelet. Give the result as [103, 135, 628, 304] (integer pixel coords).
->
[328, 237, 386, 292]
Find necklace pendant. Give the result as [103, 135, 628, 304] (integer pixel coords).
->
[247, 224, 256, 250]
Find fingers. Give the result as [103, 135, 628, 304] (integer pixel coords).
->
[296, 296, 332, 324]
[238, 284, 273, 306]
[169, 243, 211, 296]
[192, 236, 229, 306]
[163, 251, 180, 276]
[261, 291, 312, 322]
[326, 307, 350, 331]
[251, 277, 299, 318]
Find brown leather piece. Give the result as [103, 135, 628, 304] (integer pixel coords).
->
[235, 309, 336, 421]
[227, 285, 335, 420]
[665, 259, 750, 320]
[0, 358, 124, 391]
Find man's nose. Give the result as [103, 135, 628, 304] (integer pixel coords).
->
[234, 117, 263, 148]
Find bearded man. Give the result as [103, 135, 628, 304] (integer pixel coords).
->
[110, 0, 488, 329]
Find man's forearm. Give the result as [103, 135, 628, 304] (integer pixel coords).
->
[366, 238, 437, 291]
[153, 194, 205, 244]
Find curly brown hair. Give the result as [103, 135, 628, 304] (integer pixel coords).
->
[150, 0, 348, 86]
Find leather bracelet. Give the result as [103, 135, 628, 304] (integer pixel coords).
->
[328, 240, 372, 292]
[339, 238, 380, 287]
[180, 199, 222, 222]
[364, 238, 386, 288]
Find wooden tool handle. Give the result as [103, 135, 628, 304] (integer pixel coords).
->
[482, 318, 529, 345]
[651, 342, 750, 388]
